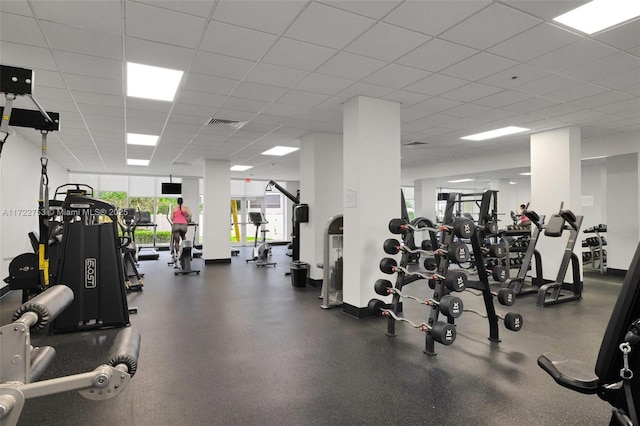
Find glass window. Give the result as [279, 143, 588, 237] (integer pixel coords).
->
[98, 191, 128, 209]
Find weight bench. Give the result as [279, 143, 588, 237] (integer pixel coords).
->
[538, 241, 640, 425]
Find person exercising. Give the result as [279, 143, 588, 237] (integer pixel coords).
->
[518, 203, 531, 227]
[170, 197, 192, 257]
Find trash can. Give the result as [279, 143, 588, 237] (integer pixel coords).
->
[290, 261, 309, 288]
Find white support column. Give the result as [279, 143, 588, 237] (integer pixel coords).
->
[299, 133, 343, 285]
[530, 127, 582, 281]
[342, 96, 401, 316]
[414, 178, 437, 220]
[181, 177, 200, 243]
[605, 153, 639, 270]
[203, 159, 231, 264]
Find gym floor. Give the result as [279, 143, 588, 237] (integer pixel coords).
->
[1, 246, 624, 425]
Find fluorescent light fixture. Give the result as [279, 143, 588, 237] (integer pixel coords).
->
[127, 159, 149, 166]
[261, 146, 299, 156]
[553, 0, 640, 35]
[519, 172, 531, 176]
[448, 178, 475, 183]
[509, 181, 517, 185]
[461, 126, 530, 141]
[230, 165, 252, 171]
[582, 155, 607, 160]
[127, 133, 159, 146]
[127, 62, 183, 102]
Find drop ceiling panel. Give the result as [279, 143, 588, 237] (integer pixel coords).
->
[199, 21, 278, 61]
[338, 82, 395, 99]
[30, 69, 66, 89]
[440, 3, 541, 50]
[212, 1, 306, 35]
[488, 23, 582, 62]
[207, 108, 255, 122]
[262, 38, 337, 71]
[294, 73, 354, 96]
[316, 51, 387, 80]
[383, 90, 431, 107]
[320, 1, 402, 19]
[405, 74, 468, 96]
[560, 52, 640, 82]
[542, 82, 609, 103]
[1, 42, 57, 71]
[528, 39, 619, 73]
[499, 1, 587, 21]
[276, 90, 328, 107]
[345, 22, 431, 62]
[571, 91, 635, 109]
[40, 21, 122, 60]
[77, 103, 125, 118]
[133, 0, 215, 18]
[177, 90, 228, 108]
[0, 1, 33, 16]
[189, 51, 255, 79]
[0, 13, 47, 47]
[53, 51, 122, 80]
[441, 82, 503, 103]
[167, 114, 209, 126]
[31, 0, 122, 35]
[594, 19, 640, 51]
[64, 74, 122, 96]
[514, 74, 580, 97]
[125, 2, 207, 48]
[396, 38, 478, 73]
[284, 2, 374, 50]
[222, 97, 270, 113]
[592, 68, 640, 91]
[72, 92, 124, 108]
[441, 103, 492, 118]
[183, 73, 239, 96]
[383, 1, 490, 36]
[478, 63, 552, 89]
[410, 97, 463, 114]
[473, 90, 530, 108]
[243, 63, 309, 89]
[441, 53, 519, 81]
[125, 37, 195, 70]
[232, 82, 288, 102]
[363, 64, 430, 90]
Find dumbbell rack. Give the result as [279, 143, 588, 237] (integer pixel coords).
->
[443, 192, 523, 342]
[583, 224, 607, 274]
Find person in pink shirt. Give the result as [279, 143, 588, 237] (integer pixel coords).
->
[170, 197, 192, 256]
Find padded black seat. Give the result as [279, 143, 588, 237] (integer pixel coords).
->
[538, 241, 640, 424]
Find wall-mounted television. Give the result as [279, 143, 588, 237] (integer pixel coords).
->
[161, 182, 182, 194]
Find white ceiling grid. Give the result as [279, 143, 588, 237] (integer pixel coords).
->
[0, 0, 637, 182]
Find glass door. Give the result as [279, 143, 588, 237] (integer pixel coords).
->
[230, 197, 266, 246]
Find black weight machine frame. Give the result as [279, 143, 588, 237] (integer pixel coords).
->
[1, 65, 60, 301]
[265, 180, 308, 263]
[536, 204, 583, 307]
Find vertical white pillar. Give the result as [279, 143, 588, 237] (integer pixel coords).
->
[414, 178, 437, 220]
[181, 177, 200, 243]
[530, 127, 581, 281]
[203, 159, 231, 264]
[343, 96, 401, 316]
[299, 133, 343, 284]
[605, 153, 639, 270]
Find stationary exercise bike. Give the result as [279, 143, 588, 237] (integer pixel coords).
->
[166, 206, 200, 276]
[245, 212, 276, 267]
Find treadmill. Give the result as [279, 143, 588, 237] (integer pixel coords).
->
[189, 221, 202, 259]
[136, 211, 160, 261]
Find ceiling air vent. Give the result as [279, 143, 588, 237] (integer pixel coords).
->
[402, 141, 429, 148]
[206, 117, 247, 130]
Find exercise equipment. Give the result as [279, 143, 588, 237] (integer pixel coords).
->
[265, 180, 307, 262]
[381, 238, 470, 264]
[368, 299, 457, 345]
[0, 285, 141, 426]
[536, 205, 583, 307]
[135, 210, 160, 261]
[245, 212, 276, 267]
[464, 308, 523, 332]
[320, 215, 343, 309]
[50, 194, 131, 333]
[537, 241, 640, 425]
[388, 217, 476, 239]
[1, 65, 60, 301]
[166, 206, 200, 276]
[118, 208, 144, 292]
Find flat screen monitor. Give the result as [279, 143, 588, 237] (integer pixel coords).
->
[161, 182, 182, 194]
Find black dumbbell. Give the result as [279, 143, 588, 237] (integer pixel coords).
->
[484, 222, 499, 236]
[425, 295, 464, 318]
[494, 288, 516, 306]
[374, 279, 393, 296]
[440, 270, 467, 292]
[368, 299, 457, 345]
[423, 257, 437, 270]
[464, 308, 523, 331]
[389, 217, 475, 239]
[383, 238, 401, 255]
[488, 265, 508, 283]
[488, 244, 506, 258]
[379, 257, 398, 274]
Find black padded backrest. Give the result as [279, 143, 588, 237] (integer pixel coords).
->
[248, 211, 265, 225]
[595, 242, 640, 385]
[139, 211, 152, 223]
[544, 214, 565, 237]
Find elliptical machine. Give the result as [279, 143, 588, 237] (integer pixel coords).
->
[166, 204, 200, 276]
[245, 212, 276, 267]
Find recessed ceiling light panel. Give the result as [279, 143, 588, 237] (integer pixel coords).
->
[461, 126, 530, 141]
[261, 146, 299, 156]
[127, 62, 183, 102]
[230, 165, 252, 171]
[553, 0, 640, 34]
[127, 158, 149, 166]
[448, 178, 475, 183]
[127, 133, 159, 146]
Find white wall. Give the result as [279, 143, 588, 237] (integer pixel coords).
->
[1, 132, 68, 291]
[580, 160, 607, 229]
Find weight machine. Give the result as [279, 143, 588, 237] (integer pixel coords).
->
[265, 180, 308, 263]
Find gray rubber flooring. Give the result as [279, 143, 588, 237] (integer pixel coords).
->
[0, 246, 625, 425]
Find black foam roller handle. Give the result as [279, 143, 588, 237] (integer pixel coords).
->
[108, 328, 141, 376]
[12, 285, 74, 329]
